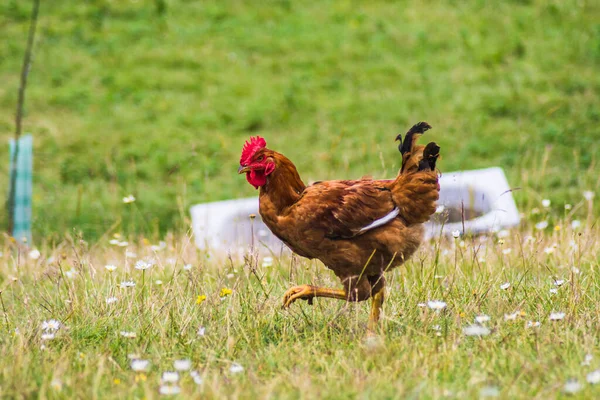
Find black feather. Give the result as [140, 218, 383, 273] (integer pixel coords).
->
[400, 121, 431, 155]
[418, 142, 440, 171]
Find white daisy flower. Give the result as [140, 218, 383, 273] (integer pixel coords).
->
[572, 266, 580, 274]
[417, 303, 427, 308]
[582, 354, 593, 366]
[571, 220, 581, 230]
[543, 246, 556, 255]
[583, 191, 595, 201]
[535, 221, 548, 230]
[161, 371, 179, 383]
[105, 264, 117, 272]
[262, 256, 274, 267]
[226, 273, 235, 279]
[173, 359, 191, 371]
[155, 280, 163, 285]
[452, 230, 461, 238]
[427, 300, 447, 311]
[120, 281, 136, 288]
[463, 324, 491, 336]
[475, 315, 491, 324]
[526, 321, 541, 328]
[134, 260, 154, 270]
[122, 195, 136, 204]
[42, 319, 61, 331]
[563, 379, 582, 394]
[117, 241, 129, 247]
[549, 312, 565, 321]
[502, 248, 512, 255]
[564, 203, 572, 210]
[29, 249, 41, 260]
[159, 385, 181, 395]
[542, 199, 551, 208]
[109, 239, 120, 245]
[190, 370, 203, 385]
[120, 331, 137, 338]
[504, 312, 519, 321]
[435, 205, 446, 214]
[230, 363, 244, 374]
[125, 250, 137, 258]
[41, 332, 56, 340]
[130, 359, 150, 372]
[183, 264, 192, 271]
[151, 241, 167, 252]
[197, 326, 206, 336]
[106, 297, 118, 304]
[64, 268, 76, 279]
[500, 282, 510, 290]
[554, 279, 565, 287]
[549, 288, 558, 295]
[587, 370, 600, 384]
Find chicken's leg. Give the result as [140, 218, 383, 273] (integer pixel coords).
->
[367, 288, 385, 334]
[282, 285, 347, 308]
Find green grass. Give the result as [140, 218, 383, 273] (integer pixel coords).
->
[1, 0, 599, 240]
[1, 2, 599, 398]
[0, 209, 598, 398]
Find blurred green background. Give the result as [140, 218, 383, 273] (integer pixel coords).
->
[1, 0, 599, 242]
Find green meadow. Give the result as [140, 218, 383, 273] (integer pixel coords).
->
[1, 0, 598, 240]
[0, 1, 599, 399]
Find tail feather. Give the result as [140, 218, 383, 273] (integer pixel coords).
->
[418, 142, 440, 172]
[387, 122, 440, 225]
[399, 121, 432, 174]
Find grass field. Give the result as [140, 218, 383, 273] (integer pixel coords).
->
[1, 203, 598, 398]
[1, 1, 600, 398]
[1, 0, 599, 239]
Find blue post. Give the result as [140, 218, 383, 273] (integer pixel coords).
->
[9, 134, 33, 243]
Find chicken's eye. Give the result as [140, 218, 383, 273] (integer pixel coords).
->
[257, 155, 264, 162]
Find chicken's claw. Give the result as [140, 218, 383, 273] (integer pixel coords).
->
[282, 285, 316, 308]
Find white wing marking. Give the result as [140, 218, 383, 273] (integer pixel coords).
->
[358, 207, 399, 233]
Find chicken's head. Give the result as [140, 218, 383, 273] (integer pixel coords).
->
[238, 136, 275, 189]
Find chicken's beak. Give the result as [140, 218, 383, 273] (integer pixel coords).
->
[238, 165, 250, 174]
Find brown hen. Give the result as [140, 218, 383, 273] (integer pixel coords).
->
[238, 122, 440, 332]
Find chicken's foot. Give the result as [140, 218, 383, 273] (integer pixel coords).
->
[367, 288, 385, 335]
[282, 285, 346, 308]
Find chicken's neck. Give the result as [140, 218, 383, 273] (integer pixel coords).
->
[259, 154, 306, 214]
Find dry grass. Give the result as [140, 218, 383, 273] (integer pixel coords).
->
[0, 195, 598, 399]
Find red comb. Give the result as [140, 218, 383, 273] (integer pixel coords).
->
[240, 136, 267, 165]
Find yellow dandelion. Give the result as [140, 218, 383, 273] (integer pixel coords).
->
[135, 373, 147, 382]
[196, 295, 207, 305]
[220, 288, 233, 297]
[113, 378, 121, 385]
[554, 225, 561, 231]
[142, 238, 150, 245]
[459, 312, 466, 318]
